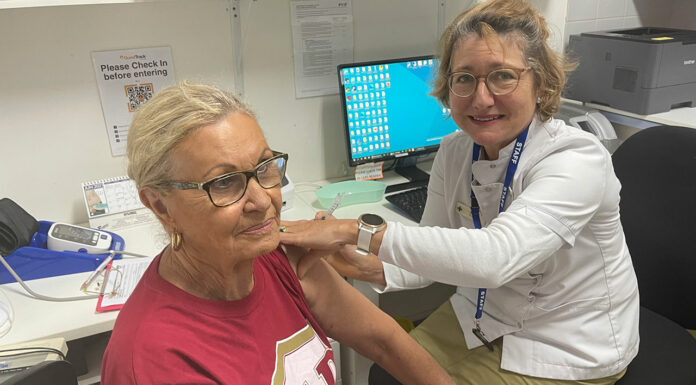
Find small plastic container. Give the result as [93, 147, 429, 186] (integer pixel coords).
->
[316, 180, 387, 209]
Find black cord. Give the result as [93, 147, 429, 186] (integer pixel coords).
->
[0, 347, 66, 361]
[382, 158, 398, 171]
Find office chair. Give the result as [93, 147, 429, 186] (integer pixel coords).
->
[2, 360, 77, 385]
[612, 125, 696, 385]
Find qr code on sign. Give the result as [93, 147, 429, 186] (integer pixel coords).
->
[125, 83, 154, 112]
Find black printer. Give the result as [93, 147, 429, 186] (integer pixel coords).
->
[564, 27, 696, 115]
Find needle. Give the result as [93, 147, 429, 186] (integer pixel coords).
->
[322, 192, 345, 220]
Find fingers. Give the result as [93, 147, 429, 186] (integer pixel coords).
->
[278, 217, 351, 250]
[315, 211, 337, 220]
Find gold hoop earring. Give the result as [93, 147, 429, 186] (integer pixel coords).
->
[170, 231, 183, 251]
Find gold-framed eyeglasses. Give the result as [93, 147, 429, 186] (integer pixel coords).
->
[164, 151, 288, 207]
[448, 67, 531, 98]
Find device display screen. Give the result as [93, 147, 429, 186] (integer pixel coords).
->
[51, 224, 98, 246]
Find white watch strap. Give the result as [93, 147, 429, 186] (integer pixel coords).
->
[357, 224, 373, 255]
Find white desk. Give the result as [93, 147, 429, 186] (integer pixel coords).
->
[0, 172, 449, 385]
[561, 98, 696, 130]
[0, 222, 168, 384]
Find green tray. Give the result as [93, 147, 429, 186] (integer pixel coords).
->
[316, 180, 387, 209]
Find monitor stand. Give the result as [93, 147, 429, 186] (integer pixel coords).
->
[385, 157, 430, 193]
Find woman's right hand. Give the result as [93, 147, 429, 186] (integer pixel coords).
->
[281, 213, 386, 285]
[325, 244, 386, 286]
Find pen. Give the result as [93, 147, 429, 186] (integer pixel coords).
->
[81, 251, 115, 291]
[321, 192, 345, 220]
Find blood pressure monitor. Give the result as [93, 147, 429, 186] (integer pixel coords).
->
[47, 222, 112, 253]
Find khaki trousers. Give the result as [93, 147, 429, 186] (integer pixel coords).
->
[410, 301, 627, 385]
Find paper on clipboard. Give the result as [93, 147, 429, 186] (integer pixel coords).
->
[96, 256, 154, 312]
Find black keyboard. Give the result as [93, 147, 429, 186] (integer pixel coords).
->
[386, 186, 428, 223]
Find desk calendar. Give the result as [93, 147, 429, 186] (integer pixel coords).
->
[81, 176, 156, 230]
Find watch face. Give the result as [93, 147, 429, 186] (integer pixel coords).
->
[361, 213, 384, 226]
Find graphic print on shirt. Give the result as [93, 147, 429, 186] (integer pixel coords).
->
[271, 324, 336, 385]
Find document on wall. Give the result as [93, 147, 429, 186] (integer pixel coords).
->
[92, 46, 177, 156]
[290, 0, 353, 98]
[96, 256, 155, 312]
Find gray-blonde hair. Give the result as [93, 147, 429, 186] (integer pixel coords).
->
[126, 82, 255, 190]
[432, 0, 575, 121]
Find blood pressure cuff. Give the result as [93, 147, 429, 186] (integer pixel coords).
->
[0, 198, 39, 256]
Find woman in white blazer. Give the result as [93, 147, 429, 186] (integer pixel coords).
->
[280, 0, 639, 383]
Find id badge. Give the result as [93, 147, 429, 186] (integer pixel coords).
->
[472, 326, 494, 352]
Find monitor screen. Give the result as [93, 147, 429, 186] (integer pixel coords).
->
[338, 55, 460, 173]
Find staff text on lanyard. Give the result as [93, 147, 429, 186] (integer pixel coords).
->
[470, 125, 529, 351]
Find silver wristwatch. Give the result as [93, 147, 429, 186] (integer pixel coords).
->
[356, 213, 386, 255]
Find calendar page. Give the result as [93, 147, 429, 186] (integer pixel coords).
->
[82, 176, 157, 230]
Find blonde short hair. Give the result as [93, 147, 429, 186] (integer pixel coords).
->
[126, 82, 255, 190]
[431, 0, 575, 121]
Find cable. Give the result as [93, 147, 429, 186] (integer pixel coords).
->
[0, 249, 150, 302]
[0, 285, 14, 338]
[0, 347, 67, 361]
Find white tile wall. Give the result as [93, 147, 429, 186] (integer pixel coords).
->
[567, 0, 598, 21]
[563, 0, 686, 48]
[598, 0, 626, 19]
[596, 17, 625, 31]
[623, 16, 642, 29]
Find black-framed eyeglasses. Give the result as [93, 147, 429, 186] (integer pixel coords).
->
[164, 151, 288, 207]
[448, 67, 531, 98]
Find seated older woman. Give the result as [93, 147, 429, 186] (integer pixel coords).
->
[100, 82, 454, 385]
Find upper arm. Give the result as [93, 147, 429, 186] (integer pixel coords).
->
[512, 136, 610, 245]
[298, 256, 401, 357]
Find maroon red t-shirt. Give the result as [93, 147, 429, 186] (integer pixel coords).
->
[101, 248, 336, 385]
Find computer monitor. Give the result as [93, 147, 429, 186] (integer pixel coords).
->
[337, 55, 460, 192]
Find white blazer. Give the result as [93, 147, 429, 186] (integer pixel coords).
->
[377, 116, 640, 380]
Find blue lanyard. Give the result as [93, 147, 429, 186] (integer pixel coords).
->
[471, 126, 529, 324]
